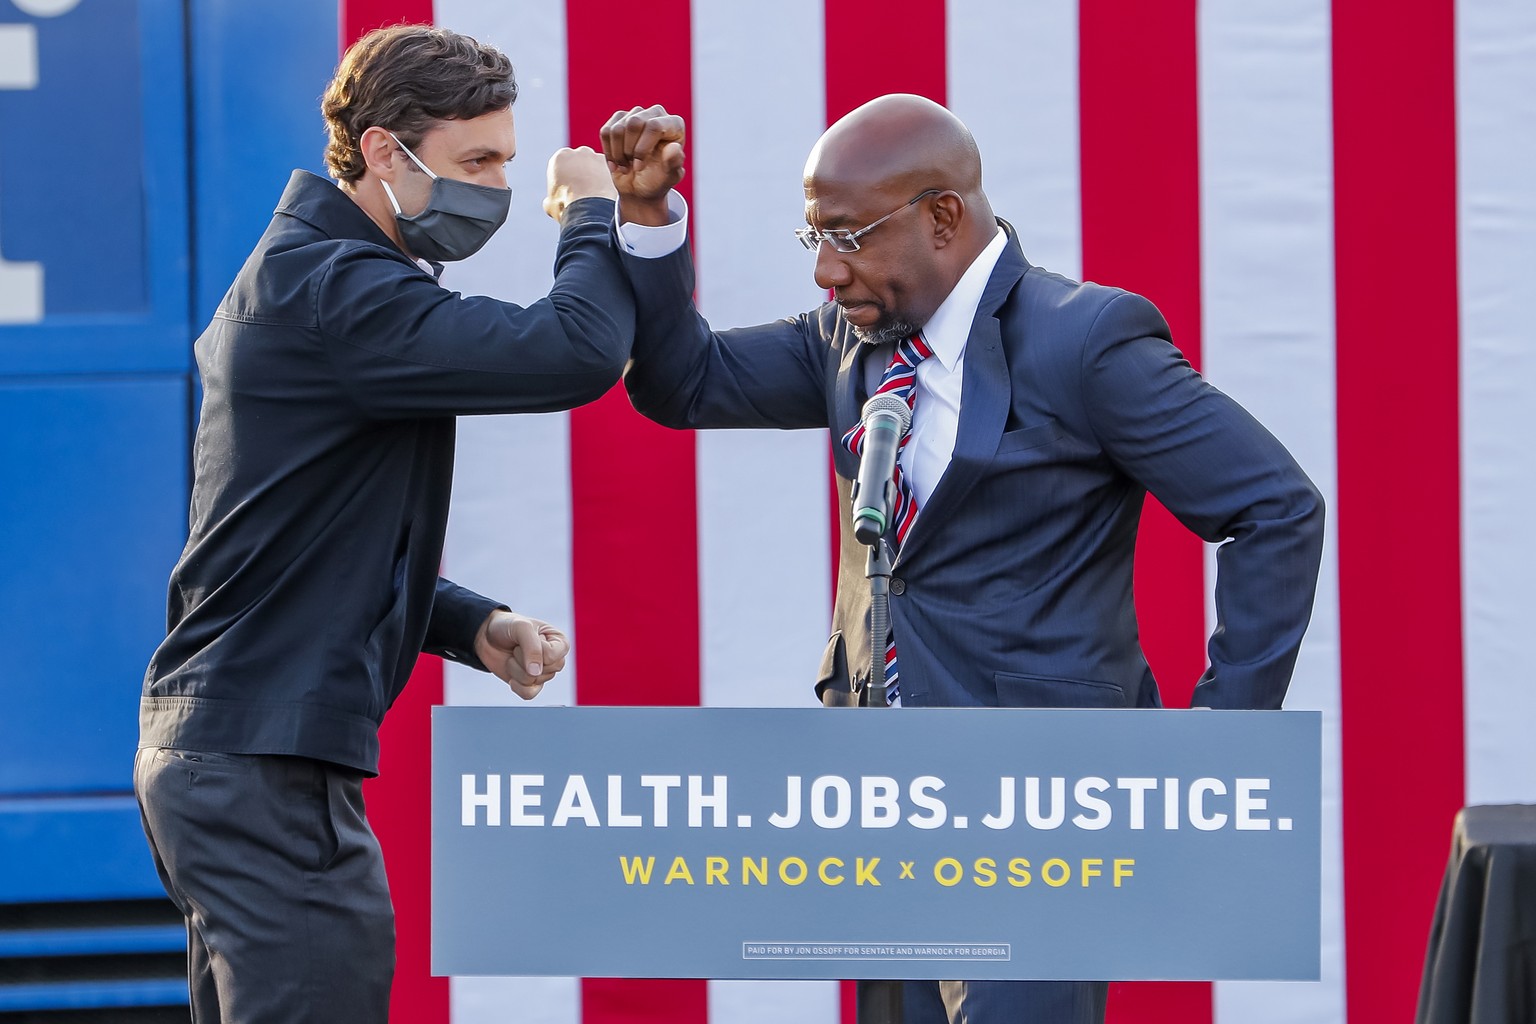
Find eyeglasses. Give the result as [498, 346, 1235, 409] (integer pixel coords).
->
[794, 189, 944, 253]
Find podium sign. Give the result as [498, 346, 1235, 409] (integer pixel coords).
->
[432, 707, 1320, 980]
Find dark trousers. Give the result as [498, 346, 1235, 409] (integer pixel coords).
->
[899, 979, 1109, 1023]
[134, 748, 395, 1023]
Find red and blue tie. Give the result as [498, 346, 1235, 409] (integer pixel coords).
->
[841, 334, 932, 703]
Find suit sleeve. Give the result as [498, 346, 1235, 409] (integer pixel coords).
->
[316, 198, 634, 418]
[423, 577, 505, 673]
[1079, 292, 1325, 710]
[619, 240, 831, 430]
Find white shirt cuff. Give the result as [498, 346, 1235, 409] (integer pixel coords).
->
[614, 191, 689, 258]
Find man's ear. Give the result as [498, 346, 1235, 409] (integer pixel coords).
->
[359, 126, 399, 181]
[931, 190, 965, 248]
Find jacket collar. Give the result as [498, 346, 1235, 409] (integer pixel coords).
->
[274, 170, 414, 263]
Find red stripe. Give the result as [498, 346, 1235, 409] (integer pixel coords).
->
[822, 2, 946, 1019]
[342, 0, 432, 37]
[1332, 3, 1465, 1022]
[824, 0, 946, 120]
[564, 1, 706, 1022]
[366, 655, 445, 1024]
[1080, 1, 1212, 1022]
[337, 4, 448, 1023]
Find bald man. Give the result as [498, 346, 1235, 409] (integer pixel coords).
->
[593, 95, 1324, 1024]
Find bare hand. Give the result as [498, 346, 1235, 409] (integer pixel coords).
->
[600, 105, 686, 225]
[544, 146, 618, 222]
[473, 611, 570, 700]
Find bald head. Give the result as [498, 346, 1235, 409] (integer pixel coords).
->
[807, 94, 985, 208]
[798, 96, 1001, 347]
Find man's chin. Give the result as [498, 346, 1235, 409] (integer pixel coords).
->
[853, 316, 923, 348]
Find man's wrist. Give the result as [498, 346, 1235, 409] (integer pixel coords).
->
[551, 189, 614, 219]
[618, 194, 672, 227]
[614, 191, 688, 258]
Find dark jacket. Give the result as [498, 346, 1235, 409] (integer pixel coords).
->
[141, 170, 633, 773]
[621, 225, 1323, 713]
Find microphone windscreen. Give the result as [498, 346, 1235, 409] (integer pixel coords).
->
[862, 392, 913, 432]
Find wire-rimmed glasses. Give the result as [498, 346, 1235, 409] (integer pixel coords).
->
[794, 189, 944, 253]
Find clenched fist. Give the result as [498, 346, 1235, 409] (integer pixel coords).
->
[544, 146, 618, 222]
[474, 610, 570, 700]
[600, 105, 686, 226]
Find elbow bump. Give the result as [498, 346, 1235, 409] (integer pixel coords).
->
[562, 318, 633, 375]
[623, 382, 691, 430]
[572, 358, 627, 405]
[628, 397, 690, 431]
[1298, 479, 1326, 529]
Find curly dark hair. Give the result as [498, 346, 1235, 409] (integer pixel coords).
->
[322, 24, 517, 185]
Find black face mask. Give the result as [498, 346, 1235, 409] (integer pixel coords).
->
[380, 132, 511, 262]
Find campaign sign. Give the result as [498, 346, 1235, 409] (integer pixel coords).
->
[432, 707, 1320, 981]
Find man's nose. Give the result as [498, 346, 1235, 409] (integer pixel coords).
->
[813, 243, 851, 290]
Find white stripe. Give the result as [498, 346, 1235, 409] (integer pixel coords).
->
[438, 0, 578, 712]
[947, 0, 1082, 279]
[443, 411, 576, 712]
[692, 0, 833, 714]
[435, 3, 583, 1022]
[451, 977, 580, 1024]
[694, 0, 839, 1017]
[1457, 0, 1536, 806]
[1197, 3, 1345, 1022]
[710, 979, 841, 1024]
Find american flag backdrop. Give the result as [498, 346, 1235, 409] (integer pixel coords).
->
[336, 1, 1536, 1023]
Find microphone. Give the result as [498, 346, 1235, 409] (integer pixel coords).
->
[851, 393, 913, 546]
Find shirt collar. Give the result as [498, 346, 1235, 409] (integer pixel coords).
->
[918, 226, 1008, 371]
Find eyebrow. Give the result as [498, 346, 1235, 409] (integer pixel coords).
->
[805, 206, 854, 231]
[457, 146, 514, 162]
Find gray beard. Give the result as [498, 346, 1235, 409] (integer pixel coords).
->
[854, 314, 923, 348]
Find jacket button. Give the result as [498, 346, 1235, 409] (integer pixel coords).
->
[890, 577, 906, 596]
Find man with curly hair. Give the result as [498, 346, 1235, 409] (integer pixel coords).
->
[135, 25, 625, 1021]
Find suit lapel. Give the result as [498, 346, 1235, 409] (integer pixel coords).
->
[895, 236, 1029, 565]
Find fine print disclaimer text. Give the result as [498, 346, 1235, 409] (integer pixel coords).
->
[743, 942, 1011, 961]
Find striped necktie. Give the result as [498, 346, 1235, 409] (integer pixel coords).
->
[841, 334, 932, 704]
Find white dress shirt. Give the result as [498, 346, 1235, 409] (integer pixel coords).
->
[878, 226, 1007, 506]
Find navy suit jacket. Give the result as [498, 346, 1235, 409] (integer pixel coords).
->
[622, 225, 1324, 712]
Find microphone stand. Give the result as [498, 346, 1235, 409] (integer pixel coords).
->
[865, 535, 895, 708]
[858, 481, 903, 1024]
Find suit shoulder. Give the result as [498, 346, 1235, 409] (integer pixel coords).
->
[1018, 266, 1169, 343]
[1019, 264, 1136, 315]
